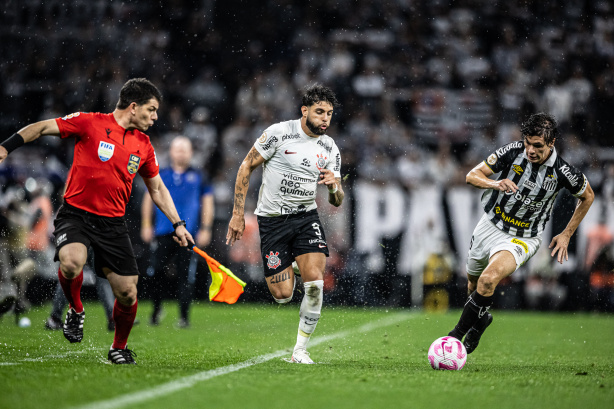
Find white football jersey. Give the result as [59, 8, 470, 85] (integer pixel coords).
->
[253, 119, 341, 216]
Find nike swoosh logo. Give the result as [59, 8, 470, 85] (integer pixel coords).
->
[285, 150, 297, 154]
[319, 244, 327, 248]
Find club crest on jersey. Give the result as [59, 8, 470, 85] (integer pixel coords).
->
[542, 175, 557, 191]
[98, 141, 115, 162]
[316, 153, 327, 170]
[127, 154, 141, 174]
[266, 251, 281, 269]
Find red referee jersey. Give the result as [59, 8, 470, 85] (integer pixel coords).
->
[55, 112, 159, 217]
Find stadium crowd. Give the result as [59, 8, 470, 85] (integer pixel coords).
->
[1, 0, 614, 313]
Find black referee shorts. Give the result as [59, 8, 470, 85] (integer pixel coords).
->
[53, 202, 139, 277]
[151, 234, 194, 277]
[257, 209, 329, 277]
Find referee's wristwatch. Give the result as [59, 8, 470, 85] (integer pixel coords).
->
[173, 220, 187, 230]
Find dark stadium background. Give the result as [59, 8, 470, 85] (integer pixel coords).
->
[1, 0, 614, 313]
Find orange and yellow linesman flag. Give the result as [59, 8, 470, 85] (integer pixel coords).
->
[192, 246, 246, 304]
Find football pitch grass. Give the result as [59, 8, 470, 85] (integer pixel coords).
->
[1, 302, 612, 409]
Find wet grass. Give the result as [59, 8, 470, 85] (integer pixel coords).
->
[0, 302, 612, 409]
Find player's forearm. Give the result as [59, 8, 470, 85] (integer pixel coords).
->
[232, 163, 251, 216]
[562, 193, 594, 238]
[466, 168, 498, 190]
[328, 181, 344, 207]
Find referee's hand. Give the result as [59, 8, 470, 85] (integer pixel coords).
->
[173, 225, 195, 247]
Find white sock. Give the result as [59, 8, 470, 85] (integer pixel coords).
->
[294, 280, 323, 351]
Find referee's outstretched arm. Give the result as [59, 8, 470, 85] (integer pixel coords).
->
[0, 119, 60, 163]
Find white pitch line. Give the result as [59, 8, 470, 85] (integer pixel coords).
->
[0, 348, 103, 366]
[75, 312, 415, 409]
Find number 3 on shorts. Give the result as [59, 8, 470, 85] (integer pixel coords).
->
[312, 222, 322, 238]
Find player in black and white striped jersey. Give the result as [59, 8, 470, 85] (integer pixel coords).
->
[448, 113, 594, 354]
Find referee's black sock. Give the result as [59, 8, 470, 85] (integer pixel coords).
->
[448, 291, 493, 340]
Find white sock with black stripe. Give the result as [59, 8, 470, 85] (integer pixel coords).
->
[294, 280, 323, 352]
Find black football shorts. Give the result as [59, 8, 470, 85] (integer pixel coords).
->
[53, 202, 139, 277]
[257, 209, 329, 277]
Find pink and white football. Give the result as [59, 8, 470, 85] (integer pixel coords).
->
[428, 336, 467, 370]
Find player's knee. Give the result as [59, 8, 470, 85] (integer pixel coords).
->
[269, 282, 294, 302]
[59, 261, 83, 278]
[117, 293, 137, 306]
[115, 286, 137, 305]
[478, 275, 498, 294]
[271, 287, 293, 303]
[271, 286, 293, 303]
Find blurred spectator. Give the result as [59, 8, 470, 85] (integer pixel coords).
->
[525, 246, 568, 311]
[24, 178, 54, 280]
[541, 75, 574, 130]
[141, 136, 214, 327]
[424, 140, 461, 188]
[397, 149, 426, 190]
[0, 184, 36, 317]
[565, 64, 593, 134]
[220, 114, 254, 170]
[185, 67, 226, 111]
[584, 209, 614, 312]
[183, 106, 218, 169]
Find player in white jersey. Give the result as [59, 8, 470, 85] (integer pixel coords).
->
[227, 85, 344, 364]
[448, 113, 594, 354]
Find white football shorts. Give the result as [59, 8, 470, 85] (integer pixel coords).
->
[466, 214, 542, 277]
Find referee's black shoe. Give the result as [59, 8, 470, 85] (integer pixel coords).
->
[108, 347, 137, 365]
[63, 308, 84, 343]
[463, 312, 493, 354]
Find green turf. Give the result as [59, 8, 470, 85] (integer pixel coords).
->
[0, 302, 612, 409]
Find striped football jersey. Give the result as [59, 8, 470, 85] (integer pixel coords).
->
[481, 141, 588, 238]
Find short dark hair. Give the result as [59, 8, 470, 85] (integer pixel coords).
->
[116, 78, 162, 109]
[520, 112, 560, 145]
[301, 84, 339, 108]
